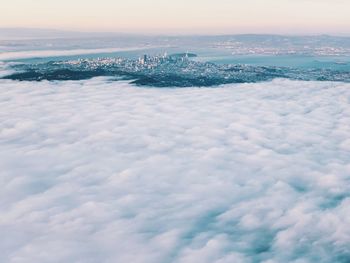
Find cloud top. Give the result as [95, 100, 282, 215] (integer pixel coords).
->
[1, 78, 350, 262]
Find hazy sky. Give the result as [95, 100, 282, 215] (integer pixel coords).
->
[1, 0, 349, 35]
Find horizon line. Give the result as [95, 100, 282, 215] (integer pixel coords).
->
[0, 27, 350, 38]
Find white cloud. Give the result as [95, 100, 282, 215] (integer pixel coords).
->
[0, 78, 350, 262]
[0, 47, 147, 61]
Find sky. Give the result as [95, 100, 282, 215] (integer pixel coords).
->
[0, 0, 349, 35]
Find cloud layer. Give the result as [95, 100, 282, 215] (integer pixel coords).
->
[0, 78, 350, 262]
[0, 47, 147, 61]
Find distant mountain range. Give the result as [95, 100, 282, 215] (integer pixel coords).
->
[0, 27, 350, 40]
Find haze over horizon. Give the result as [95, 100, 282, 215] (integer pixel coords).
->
[1, 0, 349, 35]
